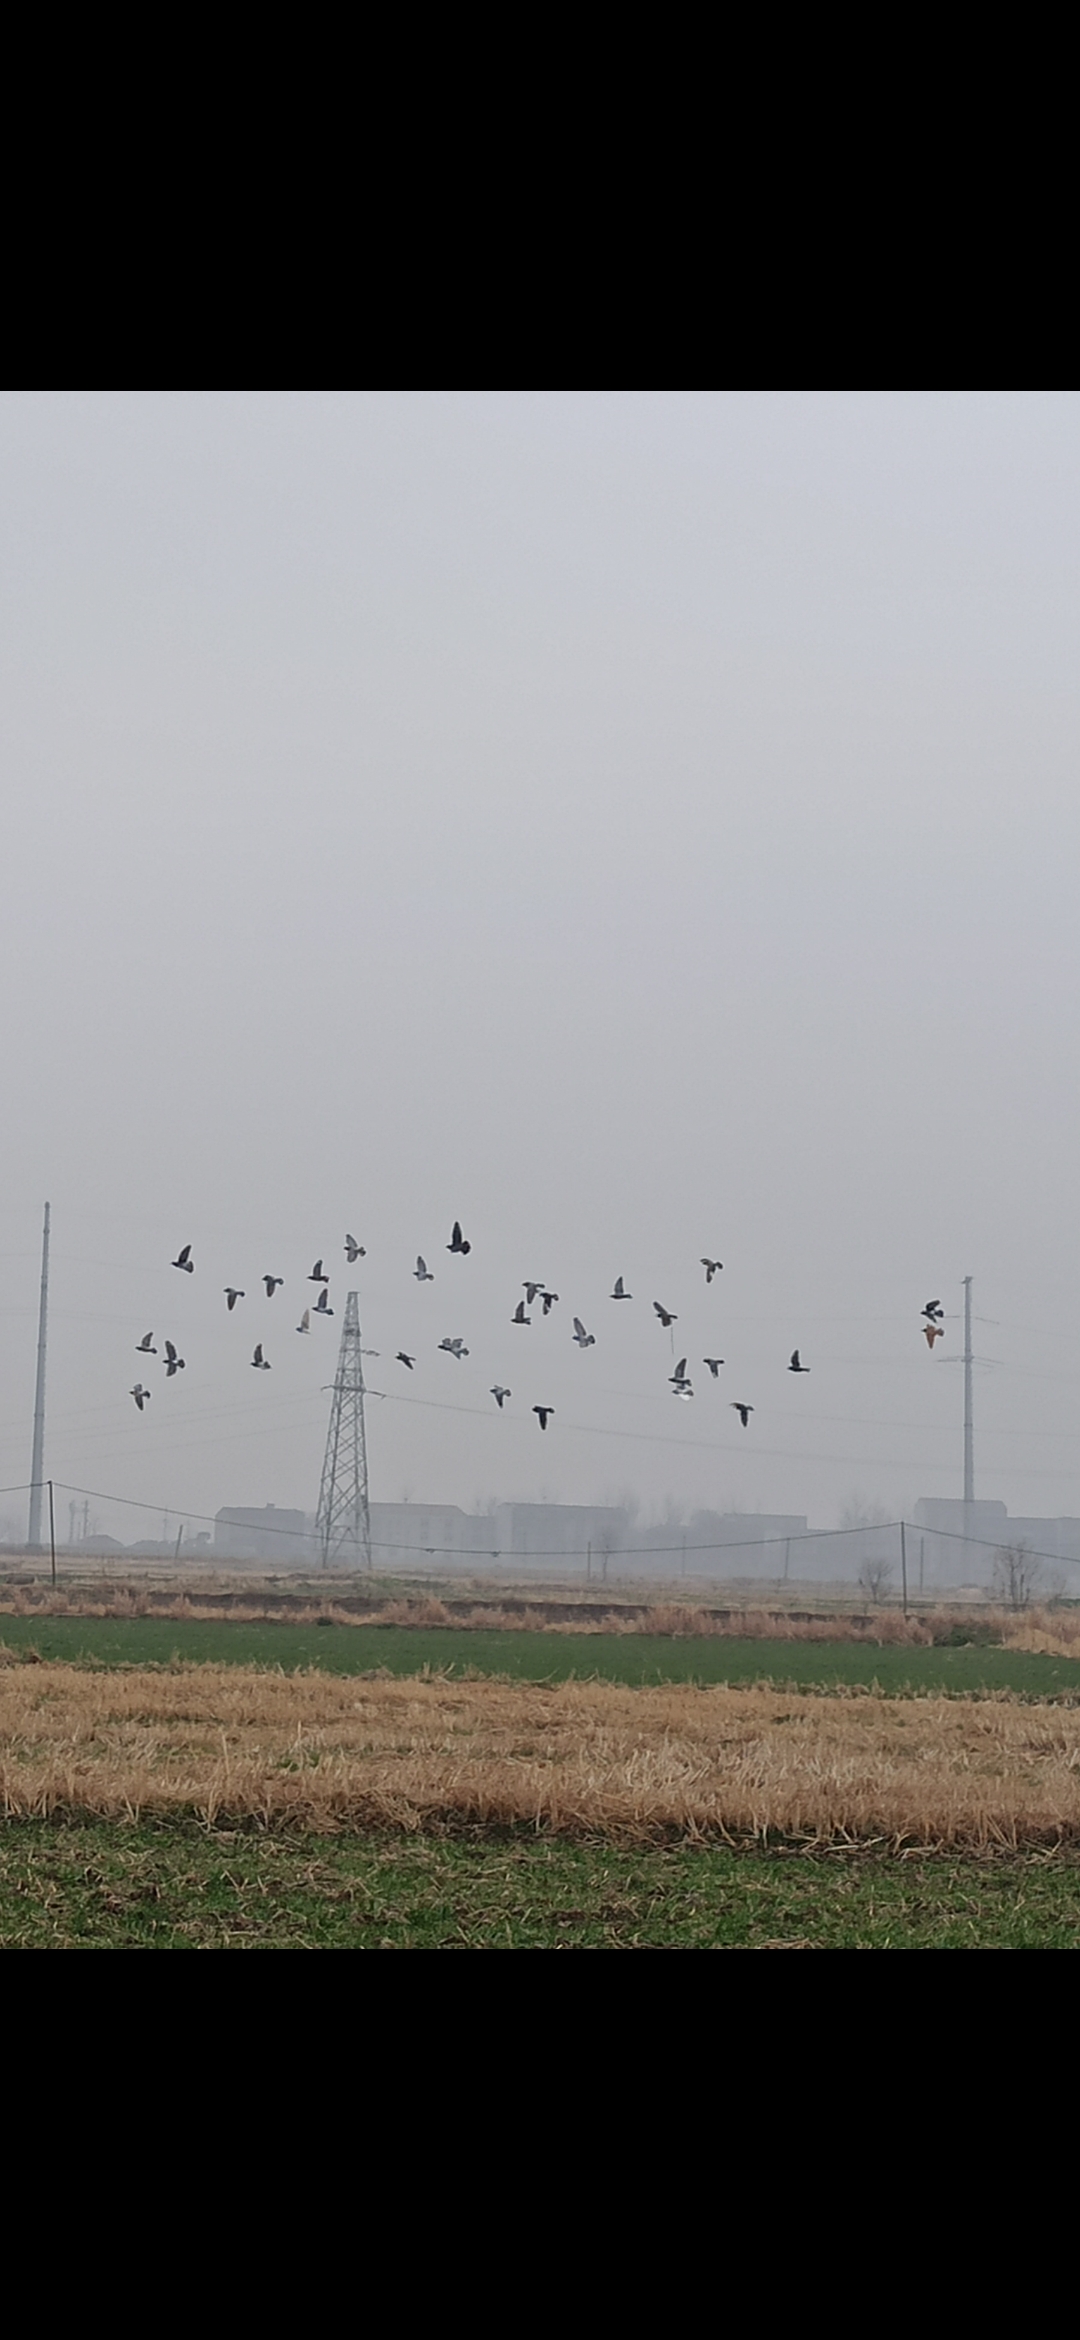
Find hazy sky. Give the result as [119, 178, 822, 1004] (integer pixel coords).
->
[3, 390, 1079, 1542]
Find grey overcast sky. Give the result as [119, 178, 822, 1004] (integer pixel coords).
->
[2, 390, 1079, 1539]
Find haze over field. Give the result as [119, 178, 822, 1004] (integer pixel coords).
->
[2, 391, 1079, 1542]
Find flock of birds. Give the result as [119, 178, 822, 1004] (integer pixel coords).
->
[128, 1224, 948, 1432]
[129, 1243, 360, 1412]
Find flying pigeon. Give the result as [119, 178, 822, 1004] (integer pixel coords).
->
[572, 1318, 595, 1349]
[670, 1358, 693, 1398]
[164, 1341, 185, 1378]
[533, 1405, 554, 1430]
[924, 1323, 944, 1348]
[731, 1402, 754, 1427]
[130, 1384, 151, 1412]
[172, 1245, 194, 1274]
[540, 1291, 559, 1315]
[296, 1309, 311, 1334]
[512, 1301, 530, 1325]
[252, 1344, 271, 1370]
[448, 1221, 471, 1255]
[523, 1281, 545, 1305]
[654, 1302, 677, 1329]
[414, 1256, 435, 1282]
[397, 1352, 415, 1369]
[136, 1333, 157, 1355]
[789, 1350, 810, 1373]
[923, 1300, 944, 1321]
[263, 1276, 283, 1297]
[314, 1289, 333, 1315]
[703, 1358, 725, 1377]
[224, 1288, 244, 1311]
[438, 1337, 468, 1360]
[701, 1258, 724, 1282]
[309, 1260, 329, 1284]
[345, 1235, 366, 1262]
[491, 1385, 511, 1409]
[611, 1276, 632, 1300]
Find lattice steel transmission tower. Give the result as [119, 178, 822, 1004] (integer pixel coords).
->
[315, 1290, 372, 1569]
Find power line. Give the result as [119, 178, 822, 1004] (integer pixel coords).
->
[5, 1483, 904, 1558]
[13, 1226, 1080, 1506]
[22, 1480, 1080, 1573]
[3, 1374, 1078, 1487]
[3, 1366, 1080, 1453]
[369, 1384, 1080, 1479]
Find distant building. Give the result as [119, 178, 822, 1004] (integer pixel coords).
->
[214, 1506, 312, 1564]
[914, 1498, 1009, 1540]
[368, 1504, 477, 1567]
[492, 1504, 630, 1565]
[912, 1498, 1080, 1589]
[636, 1511, 811, 1581]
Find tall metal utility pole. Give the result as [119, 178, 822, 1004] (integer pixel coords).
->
[315, 1291, 372, 1569]
[27, 1202, 50, 1551]
[962, 1274, 974, 1504]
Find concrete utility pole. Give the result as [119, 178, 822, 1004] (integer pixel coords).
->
[27, 1203, 50, 1551]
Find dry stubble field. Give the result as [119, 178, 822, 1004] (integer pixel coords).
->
[4, 1589, 1080, 1943]
[3, 1656, 1080, 1848]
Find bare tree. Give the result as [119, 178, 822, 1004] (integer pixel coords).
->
[844, 1495, 895, 1605]
[992, 1541, 1042, 1611]
[595, 1526, 619, 1582]
[858, 1555, 894, 1605]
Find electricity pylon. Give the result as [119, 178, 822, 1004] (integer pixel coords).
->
[315, 1290, 372, 1569]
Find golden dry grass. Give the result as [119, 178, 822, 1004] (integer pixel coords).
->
[3, 1657, 1080, 1846]
[1, 1580, 1078, 1650]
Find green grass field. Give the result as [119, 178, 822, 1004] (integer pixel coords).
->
[2, 1612, 1079, 1697]
[4, 1620, 1078, 1944]
[1, 1820, 1077, 1947]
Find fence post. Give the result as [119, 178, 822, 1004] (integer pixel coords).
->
[900, 1519, 908, 1616]
[48, 1479, 57, 1591]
